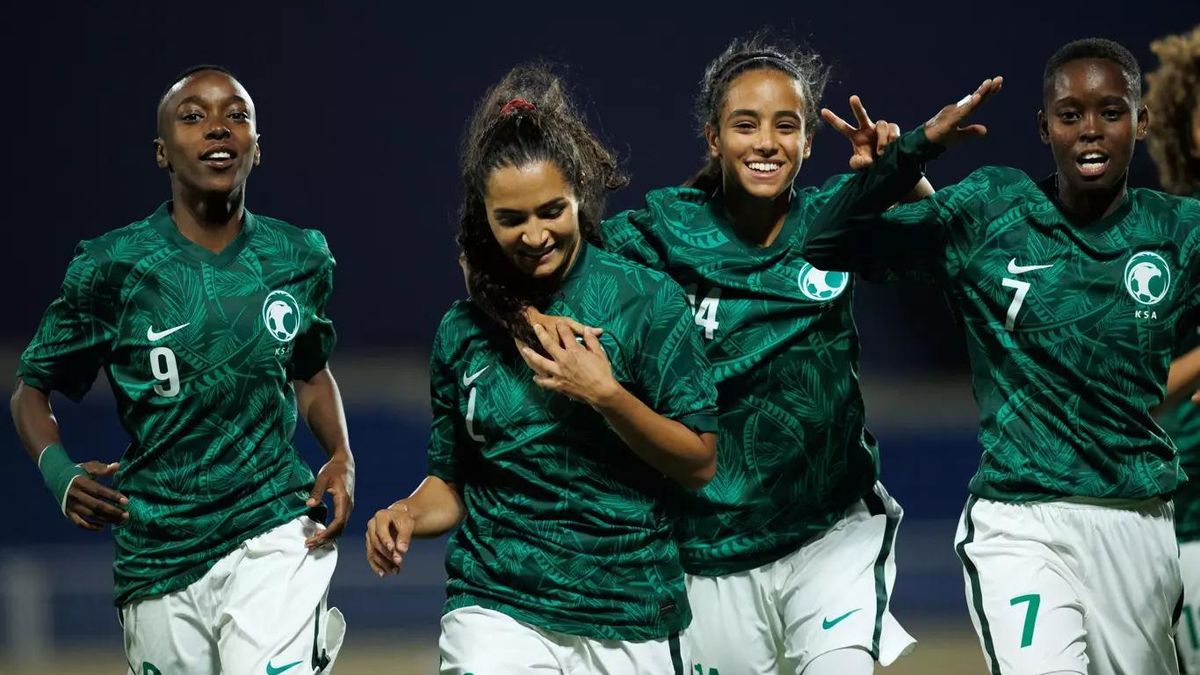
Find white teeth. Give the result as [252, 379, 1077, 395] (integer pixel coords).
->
[1080, 153, 1105, 162]
[748, 162, 781, 172]
[206, 151, 231, 160]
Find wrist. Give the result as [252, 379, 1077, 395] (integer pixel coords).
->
[37, 443, 88, 516]
[589, 381, 627, 413]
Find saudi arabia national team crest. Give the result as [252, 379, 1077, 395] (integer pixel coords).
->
[798, 262, 849, 302]
[262, 290, 301, 342]
[1124, 252, 1170, 306]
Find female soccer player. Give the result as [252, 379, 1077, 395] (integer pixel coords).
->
[804, 38, 1196, 675]
[1145, 24, 1200, 674]
[10, 66, 351, 674]
[365, 65, 719, 675]
[589, 35, 919, 675]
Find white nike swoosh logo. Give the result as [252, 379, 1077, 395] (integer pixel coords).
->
[1007, 258, 1055, 274]
[146, 323, 191, 341]
[462, 365, 489, 387]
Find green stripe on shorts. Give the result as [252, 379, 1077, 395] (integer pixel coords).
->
[955, 496, 1001, 675]
[870, 489, 899, 659]
[669, 632, 684, 675]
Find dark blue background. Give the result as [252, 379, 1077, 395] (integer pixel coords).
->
[2, 0, 1195, 541]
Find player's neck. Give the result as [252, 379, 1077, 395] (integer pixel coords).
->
[169, 183, 247, 254]
[721, 181, 790, 247]
[1054, 173, 1128, 223]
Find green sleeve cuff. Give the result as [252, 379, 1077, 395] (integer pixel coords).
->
[675, 410, 718, 435]
[37, 443, 88, 516]
[899, 126, 948, 165]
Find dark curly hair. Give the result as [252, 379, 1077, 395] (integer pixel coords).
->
[458, 64, 627, 345]
[1145, 25, 1200, 196]
[687, 32, 830, 194]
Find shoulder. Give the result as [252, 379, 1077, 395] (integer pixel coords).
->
[250, 212, 336, 267]
[77, 213, 161, 266]
[586, 245, 682, 293]
[433, 300, 491, 353]
[605, 186, 710, 232]
[944, 166, 1041, 218]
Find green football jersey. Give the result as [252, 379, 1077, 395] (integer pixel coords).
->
[19, 202, 336, 606]
[1156, 191, 1200, 542]
[805, 128, 1200, 502]
[427, 243, 718, 641]
[601, 178, 880, 576]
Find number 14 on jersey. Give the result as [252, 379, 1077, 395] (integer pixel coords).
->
[685, 286, 721, 340]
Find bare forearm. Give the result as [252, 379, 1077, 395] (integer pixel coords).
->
[392, 476, 466, 538]
[1155, 347, 1200, 414]
[295, 367, 352, 460]
[593, 386, 716, 490]
[11, 379, 62, 463]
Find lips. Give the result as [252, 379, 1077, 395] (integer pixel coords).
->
[1076, 150, 1110, 179]
[200, 145, 238, 169]
[745, 160, 784, 177]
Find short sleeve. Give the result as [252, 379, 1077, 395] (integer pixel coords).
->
[633, 279, 719, 434]
[426, 314, 469, 483]
[18, 245, 115, 402]
[290, 233, 337, 381]
[601, 208, 669, 271]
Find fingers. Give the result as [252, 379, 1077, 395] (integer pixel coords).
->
[76, 473, 128, 506]
[391, 510, 414, 562]
[67, 510, 102, 532]
[532, 324, 563, 358]
[72, 480, 129, 523]
[888, 122, 901, 143]
[556, 323, 581, 351]
[307, 490, 350, 549]
[959, 123, 989, 138]
[849, 155, 874, 171]
[518, 344, 558, 377]
[820, 108, 856, 138]
[874, 120, 890, 156]
[849, 95, 873, 129]
[365, 519, 397, 576]
[582, 330, 607, 362]
[306, 474, 328, 508]
[81, 460, 120, 477]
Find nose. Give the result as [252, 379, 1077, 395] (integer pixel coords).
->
[521, 221, 550, 248]
[205, 122, 231, 140]
[752, 127, 778, 155]
[1079, 112, 1103, 142]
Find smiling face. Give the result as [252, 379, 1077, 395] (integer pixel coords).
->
[483, 160, 581, 279]
[1039, 58, 1147, 196]
[706, 68, 811, 200]
[155, 70, 260, 195]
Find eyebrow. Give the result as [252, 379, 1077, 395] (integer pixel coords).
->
[492, 197, 567, 216]
[174, 94, 249, 110]
[727, 109, 802, 120]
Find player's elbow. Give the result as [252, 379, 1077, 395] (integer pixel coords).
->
[678, 433, 717, 491]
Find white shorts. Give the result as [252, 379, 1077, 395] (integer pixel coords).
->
[121, 516, 345, 675]
[439, 606, 687, 674]
[955, 496, 1182, 675]
[1178, 540, 1200, 674]
[684, 482, 915, 675]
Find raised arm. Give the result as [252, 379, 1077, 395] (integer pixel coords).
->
[802, 77, 1003, 277]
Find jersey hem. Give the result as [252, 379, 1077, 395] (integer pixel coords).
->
[442, 594, 689, 642]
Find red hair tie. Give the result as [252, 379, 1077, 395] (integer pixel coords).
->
[499, 98, 536, 116]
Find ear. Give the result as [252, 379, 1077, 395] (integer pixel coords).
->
[1037, 110, 1050, 145]
[253, 134, 262, 167]
[704, 122, 720, 159]
[1135, 104, 1149, 141]
[802, 131, 814, 160]
[154, 137, 170, 170]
